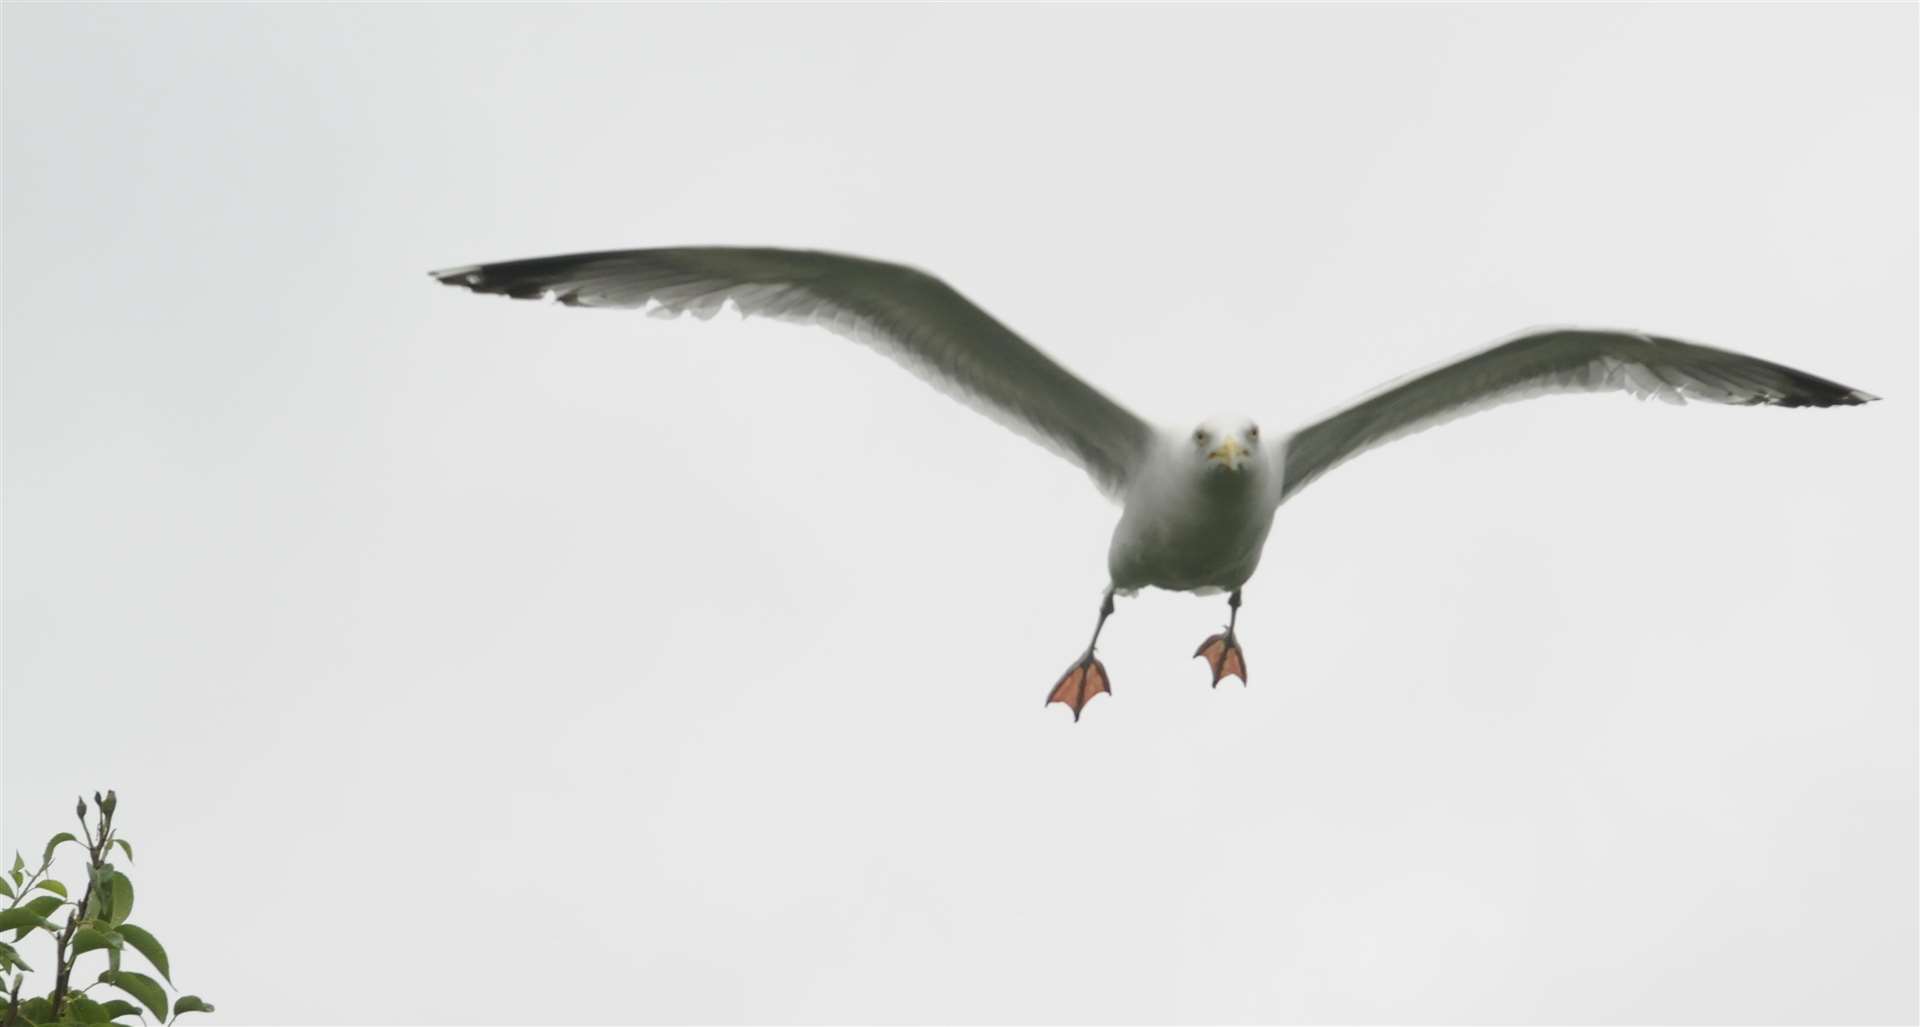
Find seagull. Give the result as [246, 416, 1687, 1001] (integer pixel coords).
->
[431, 247, 1877, 720]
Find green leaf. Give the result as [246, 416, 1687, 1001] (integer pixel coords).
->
[6, 895, 63, 940]
[171, 995, 215, 1018]
[0, 876, 12, 900]
[22, 894, 62, 916]
[19, 995, 51, 1022]
[113, 923, 169, 983]
[111, 839, 134, 864]
[42, 833, 77, 869]
[96, 998, 144, 1021]
[98, 969, 168, 1021]
[66, 994, 110, 1022]
[0, 907, 54, 934]
[107, 872, 134, 925]
[73, 925, 125, 956]
[9, 852, 23, 875]
[34, 879, 67, 898]
[0, 940, 31, 972]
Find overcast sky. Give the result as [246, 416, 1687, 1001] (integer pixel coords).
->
[3, 4, 1914, 1024]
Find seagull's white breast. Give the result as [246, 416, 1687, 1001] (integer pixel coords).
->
[1106, 438, 1280, 594]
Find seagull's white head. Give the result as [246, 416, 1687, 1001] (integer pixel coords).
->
[1190, 415, 1261, 475]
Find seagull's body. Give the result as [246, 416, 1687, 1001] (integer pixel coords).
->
[432, 247, 1876, 720]
[1111, 423, 1274, 595]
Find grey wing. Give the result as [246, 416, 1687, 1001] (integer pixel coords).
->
[430, 247, 1155, 498]
[1276, 327, 1877, 504]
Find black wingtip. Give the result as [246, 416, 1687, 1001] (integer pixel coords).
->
[1777, 384, 1880, 408]
[429, 265, 485, 287]
[1762, 361, 1881, 408]
[424, 255, 613, 305]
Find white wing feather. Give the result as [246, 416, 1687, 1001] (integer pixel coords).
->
[432, 247, 1156, 498]
[1277, 327, 1877, 503]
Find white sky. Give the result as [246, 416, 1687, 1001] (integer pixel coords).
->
[3, 4, 1914, 1024]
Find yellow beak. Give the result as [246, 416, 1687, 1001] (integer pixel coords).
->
[1207, 437, 1246, 468]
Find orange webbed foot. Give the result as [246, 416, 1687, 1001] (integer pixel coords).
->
[1046, 653, 1111, 722]
[1194, 631, 1248, 688]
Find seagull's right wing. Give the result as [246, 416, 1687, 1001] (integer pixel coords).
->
[431, 247, 1155, 499]
[1275, 327, 1877, 504]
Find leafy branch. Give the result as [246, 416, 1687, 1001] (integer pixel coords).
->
[0, 792, 213, 1026]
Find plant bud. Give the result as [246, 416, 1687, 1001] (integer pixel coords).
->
[100, 791, 116, 815]
[75, 797, 86, 821]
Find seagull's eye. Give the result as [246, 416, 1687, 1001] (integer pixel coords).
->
[1194, 429, 1209, 445]
[1247, 425, 1259, 440]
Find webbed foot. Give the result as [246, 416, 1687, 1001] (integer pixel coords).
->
[1194, 631, 1248, 688]
[1046, 652, 1111, 721]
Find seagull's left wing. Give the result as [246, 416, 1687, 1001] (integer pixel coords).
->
[1275, 327, 1877, 504]
[431, 247, 1154, 498]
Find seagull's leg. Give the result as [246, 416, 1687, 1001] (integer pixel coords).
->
[1046, 588, 1117, 721]
[1194, 589, 1249, 688]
